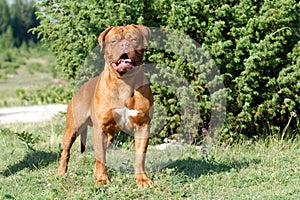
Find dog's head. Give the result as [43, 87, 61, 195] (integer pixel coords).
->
[98, 24, 151, 74]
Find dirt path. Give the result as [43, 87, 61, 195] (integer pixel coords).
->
[0, 104, 203, 152]
[0, 104, 67, 124]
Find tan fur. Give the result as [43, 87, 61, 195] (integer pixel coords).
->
[57, 25, 153, 188]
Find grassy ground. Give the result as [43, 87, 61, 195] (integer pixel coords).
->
[1, 47, 299, 199]
[0, 47, 58, 106]
[0, 118, 299, 199]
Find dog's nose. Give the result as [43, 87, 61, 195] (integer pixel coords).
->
[120, 40, 130, 49]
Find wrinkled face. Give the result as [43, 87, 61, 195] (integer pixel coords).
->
[98, 25, 151, 74]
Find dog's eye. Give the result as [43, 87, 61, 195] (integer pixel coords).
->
[111, 40, 117, 44]
[131, 38, 137, 42]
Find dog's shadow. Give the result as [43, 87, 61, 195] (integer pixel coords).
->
[158, 156, 261, 178]
[1, 150, 59, 177]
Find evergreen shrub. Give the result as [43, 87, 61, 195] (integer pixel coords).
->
[34, 0, 300, 143]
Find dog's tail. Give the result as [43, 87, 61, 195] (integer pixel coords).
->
[80, 129, 87, 153]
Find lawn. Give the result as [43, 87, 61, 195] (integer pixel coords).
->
[0, 47, 299, 199]
[0, 47, 57, 107]
[0, 119, 299, 199]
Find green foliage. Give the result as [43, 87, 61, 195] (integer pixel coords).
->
[16, 83, 73, 105]
[0, 45, 53, 78]
[9, 0, 39, 46]
[0, 0, 10, 34]
[34, 0, 300, 143]
[0, 47, 26, 78]
[0, 0, 39, 48]
[0, 25, 14, 49]
[32, 0, 145, 79]
[0, 128, 40, 151]
[0, 44, 61, 107]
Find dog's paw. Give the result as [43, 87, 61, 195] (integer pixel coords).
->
[94, 177, 111, 187]
[135, 173, 153, 188]
[56, 168, 67, 176]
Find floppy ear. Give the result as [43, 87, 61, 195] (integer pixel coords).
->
[132, 24, 151, 45]
[98, 26, 114, 51]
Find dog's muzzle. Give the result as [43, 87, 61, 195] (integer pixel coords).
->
[112, 53, 136, 71]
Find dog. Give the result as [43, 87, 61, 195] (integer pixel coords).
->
[57, 24, 153, 188]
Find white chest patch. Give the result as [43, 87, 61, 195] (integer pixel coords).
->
[113, 107, 139, 128]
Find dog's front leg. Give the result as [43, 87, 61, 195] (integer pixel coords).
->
[93, 126, 110, 187]
[134, 125, 153, 188]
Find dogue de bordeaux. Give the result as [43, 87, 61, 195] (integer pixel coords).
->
[57, 24, 153, 188]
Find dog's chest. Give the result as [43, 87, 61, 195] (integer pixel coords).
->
[113, 107, 139, 130]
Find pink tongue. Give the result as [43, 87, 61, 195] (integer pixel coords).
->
[113, 59, 133, 70]
[119, 59, 132, 63]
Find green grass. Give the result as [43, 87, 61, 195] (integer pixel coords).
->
[0, 46, 299, 199]
[0, 46, 58, 106]
[0, 119, 299, 199]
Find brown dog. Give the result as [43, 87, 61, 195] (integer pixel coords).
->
[57, 24, 153, 188]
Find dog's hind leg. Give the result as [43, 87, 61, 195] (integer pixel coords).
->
[106, 132, 114, 148]
[93, 126, 111, 186]
[80, 127, 87, 153]
[57, 101, 78, 176]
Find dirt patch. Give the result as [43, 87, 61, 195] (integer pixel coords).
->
[0, 104, 67, 124]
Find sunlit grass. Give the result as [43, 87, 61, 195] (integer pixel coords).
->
[0, 119, 299, 199]
[0, 47, 57, 106]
